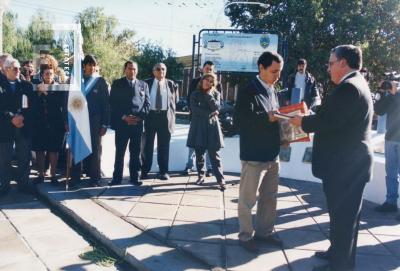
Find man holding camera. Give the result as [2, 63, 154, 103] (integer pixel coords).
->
[374, 79, 400, 213]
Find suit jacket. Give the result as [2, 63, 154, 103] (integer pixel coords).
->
[109, 77, 150, 130]
[0, 74, 35, 142]
[145, 78, 179, 133]
[84, 76, 110, 127]
[301, 72, 373, 182]
[287, 71, 320, 108]
[233, 77, 281, 162]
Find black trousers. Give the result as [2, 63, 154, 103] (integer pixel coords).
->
[113, 122, 143, 181]
[322, 177, 366, 271]
[195, 148, 224, 181]
[71, 115, 102, 181]
[0, 129, 31, 189]
[141, 111, 171, 174]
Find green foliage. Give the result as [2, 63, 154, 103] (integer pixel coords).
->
[225, 0, 400, 90]
[3, 12, 33, 61]
[133, 43, 184, 82]
[76, 7, 138, 83]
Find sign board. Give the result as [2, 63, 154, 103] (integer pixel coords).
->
[200, 32, 279, 72]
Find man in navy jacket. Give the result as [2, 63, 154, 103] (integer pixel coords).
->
[109, 61, 150, 186]
[0, 57, 35, 194]
[234, 51, 284, 252]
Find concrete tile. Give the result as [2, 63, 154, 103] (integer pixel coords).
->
[357, 233, 392, 256]
[276, 228, 330, 251]
[181, 193, 222, 209]
[128, 202, 178, 220]
[0, 236, 37, 267]
[277, 200, 308, 215]
[224, 197, 239, 210]
[373, 234, 400, 258]
[139, 192, 183, 205]
[355, 253, 400, 271]
[365, 219, 400, 236]
[0, 220, 19, 242]
[175, 205, 222, 224]
[275, 214, 320, 232]
[185, 186, 223, 197]
[169, 220, 222, 243]
[284, 249, 329, 271]
[226, 244, 290, 271]
[126, 217, 172, 240]
[172, 240, 223, 268]
[97, 198, 137, 217]
[100, 185, 148, 199]
[0, 257, 46, 271]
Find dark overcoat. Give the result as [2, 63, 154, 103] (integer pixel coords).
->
[187, 89, 224, 150]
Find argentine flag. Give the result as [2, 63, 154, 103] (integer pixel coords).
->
[67, 25, 92, 164]
[67, 90, 92, 164]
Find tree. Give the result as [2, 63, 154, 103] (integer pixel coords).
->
[133, 43, 183, 82]
[225, 0, 400, 90]
[3, 11, 33, 61]
[76, 7, 138, 83]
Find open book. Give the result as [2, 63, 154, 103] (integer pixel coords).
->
[274, 102, 310, 143]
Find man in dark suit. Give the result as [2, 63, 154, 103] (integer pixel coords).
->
[0, 57, 35, 195]
[287, 58, 320, 109]
[109, 61, 150, 186]
[291, 45, 373, 271]
[70, 55, 110, 187]
[141, 63, 178, 180]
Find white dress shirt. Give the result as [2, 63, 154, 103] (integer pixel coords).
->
[294, 72, 306, 100]
[150, 78, 168, 110]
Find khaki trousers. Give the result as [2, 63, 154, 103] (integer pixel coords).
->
[238, 160, 279, 241]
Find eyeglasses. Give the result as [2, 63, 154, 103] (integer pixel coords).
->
[156, 67, 165, 71]
[9, 67, 20, 72]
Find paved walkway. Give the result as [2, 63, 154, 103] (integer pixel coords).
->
[0, 185, 122, 271]
[35, 173, 400, 271]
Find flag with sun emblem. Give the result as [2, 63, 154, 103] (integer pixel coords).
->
[67, 25, 92, 164]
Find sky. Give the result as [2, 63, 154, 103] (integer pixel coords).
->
[7, 0, 233, 56]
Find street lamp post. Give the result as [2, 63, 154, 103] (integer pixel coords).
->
[0, 0, 10, 54]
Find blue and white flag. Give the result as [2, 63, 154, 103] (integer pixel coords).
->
[67, 90, 92, 164]
[67, 23, 92, 164]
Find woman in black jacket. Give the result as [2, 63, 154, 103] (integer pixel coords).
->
[187, 73, 225, 190]
[32, 65, 67, 185]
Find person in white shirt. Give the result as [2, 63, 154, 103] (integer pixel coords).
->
[287, 58, 320, 109]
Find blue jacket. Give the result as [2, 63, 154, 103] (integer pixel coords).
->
[234, 78, 281, 162]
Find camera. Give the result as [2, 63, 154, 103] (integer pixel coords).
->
[380, 71, 400, 91]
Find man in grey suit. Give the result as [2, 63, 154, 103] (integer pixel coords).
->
[291, 45, 373, 271]
[141, 63, 178, 180]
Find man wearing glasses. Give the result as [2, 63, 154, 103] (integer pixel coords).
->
[290, 45, 373, 271]
[141, 63, 178, 180]
[0, 57, 35, 195]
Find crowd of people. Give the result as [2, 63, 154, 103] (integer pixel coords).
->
[0, 43, 399, 271]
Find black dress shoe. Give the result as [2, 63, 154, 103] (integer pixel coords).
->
[131, 180, 143, 186]
[205, 170, 212, 177]
[254, 234, 283, 247]
[108, 179, 122, 186]
[314, 251, 331, 261]
[375, 202, 398, 213]
[239, 239, 259, 253]
[158, 173, 170, 180]
[217, 178, 226, 191]
[312, 264, 331, 271]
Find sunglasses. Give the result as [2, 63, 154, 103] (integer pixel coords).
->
[156, 67, 166, 71]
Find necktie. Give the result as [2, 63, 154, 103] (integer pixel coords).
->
[155, 82, 162, 110]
